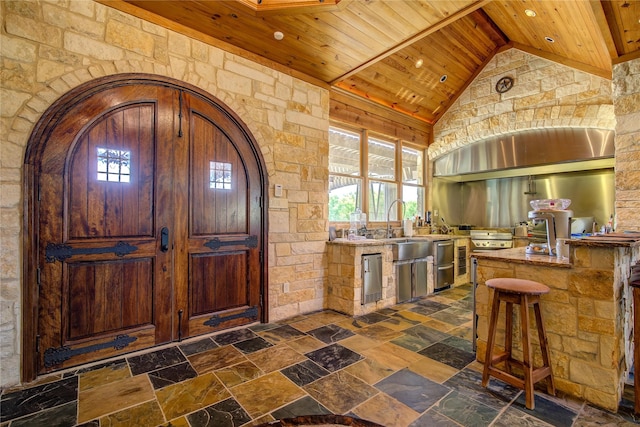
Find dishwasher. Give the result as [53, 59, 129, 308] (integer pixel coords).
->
[433, 239, 454, 291]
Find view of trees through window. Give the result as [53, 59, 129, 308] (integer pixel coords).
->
[329, 125, 425, 224]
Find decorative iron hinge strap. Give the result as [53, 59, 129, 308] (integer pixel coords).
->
[204, 235, 258, 251]
[43, 334, 137, 368]
[45, 241, 138, 263]
[204, 306, 258, 328]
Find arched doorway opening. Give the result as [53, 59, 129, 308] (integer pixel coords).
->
[23, 74, 268, 381]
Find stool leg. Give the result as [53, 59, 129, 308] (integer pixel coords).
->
[505, 301, 513, 374]
[520, 295, 535, 410]
[534, 300, 555, 396]
[482, 290, 501, 387]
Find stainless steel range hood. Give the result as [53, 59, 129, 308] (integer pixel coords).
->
[433, 128, 615, 182]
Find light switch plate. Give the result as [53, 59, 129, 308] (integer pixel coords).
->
[275, 184, 283, 197]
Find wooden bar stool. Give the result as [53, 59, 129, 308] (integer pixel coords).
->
[482, 278, 555, 410]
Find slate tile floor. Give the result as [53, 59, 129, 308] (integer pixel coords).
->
[2, 284, 638, 426]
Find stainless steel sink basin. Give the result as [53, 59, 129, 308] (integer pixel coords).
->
[391, 240, 432, 261]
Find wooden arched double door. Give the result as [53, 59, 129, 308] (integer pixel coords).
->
[23, 75, 267, 380]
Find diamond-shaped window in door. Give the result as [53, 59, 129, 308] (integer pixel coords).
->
[209, 161, 232, 190]
[97, 148, 131, 183]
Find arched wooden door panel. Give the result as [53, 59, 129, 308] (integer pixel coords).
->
[23, 75, 267, 380]
[175, 92, 263, 339]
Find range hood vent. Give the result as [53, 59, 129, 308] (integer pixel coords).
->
[433, 128, 614, 180]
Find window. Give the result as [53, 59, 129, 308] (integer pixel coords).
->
[328, 124, 426, 224]
[97, 148, 130, 183]
[209, 161, 232, 190]
[329, 127, 362, 221]
[368, 137, 395, 180]
[402, 147, 425, 220]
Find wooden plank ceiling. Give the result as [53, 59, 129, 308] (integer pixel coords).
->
[104, 0, 640, 125]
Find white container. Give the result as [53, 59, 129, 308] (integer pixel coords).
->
[403, 219, 413, 237]
[556, 238, 569, 258]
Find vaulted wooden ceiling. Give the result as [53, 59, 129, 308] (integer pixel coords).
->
[103, 0, 640, 125]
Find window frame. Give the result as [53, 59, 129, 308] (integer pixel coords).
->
[328, 123, 427, 226]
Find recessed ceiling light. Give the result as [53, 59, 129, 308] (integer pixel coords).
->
[524, 9, 536, 17]
[415, 58, 424, 68]
[545, 36, 555, 43]
[439, 75, 447, 83]
[274, 31, 284, 41]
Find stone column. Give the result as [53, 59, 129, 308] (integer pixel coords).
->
[613, 59, 640, 231]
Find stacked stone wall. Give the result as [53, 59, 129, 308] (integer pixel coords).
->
[430, 49, 615, 159]
[612, 59, 640, 231]
[0, 0, 329, 387]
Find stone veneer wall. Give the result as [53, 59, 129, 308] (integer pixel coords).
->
[612, 59, 640, 231]
[0, 0, 329, 387]
[429, 48, 615, 159]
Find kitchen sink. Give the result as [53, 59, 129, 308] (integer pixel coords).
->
[390, 239, 432, 261]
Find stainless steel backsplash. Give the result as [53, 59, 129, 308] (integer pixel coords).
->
[431, 169, 615, 229]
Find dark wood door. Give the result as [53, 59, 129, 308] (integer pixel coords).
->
[175, 93, 263, 339]
[31, 78, 265, 375]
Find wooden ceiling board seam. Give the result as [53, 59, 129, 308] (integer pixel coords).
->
[568, 1, 615, 70]
[435, 24, 497, 70]
[408, 34, 486, 82]
[327, 8, 403, 47]
[342, 63, 447, 115]
[363, 1, 427, 37]
[99, 0, 330, 88]
[285, 7, 397, 52]
[481, 2, 534, 46]
[328, 0, 493, 85]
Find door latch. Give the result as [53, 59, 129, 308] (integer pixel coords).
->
[160, 227, 169, 252]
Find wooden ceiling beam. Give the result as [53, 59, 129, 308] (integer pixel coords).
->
[588, 0, 620, 61]
[232, 0, 341, 16]
[329, 0, 494, 85]
[510, 42, 612, 80]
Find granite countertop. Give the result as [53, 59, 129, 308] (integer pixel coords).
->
[471, 247, 572, 268]
[327, 234, 466, 246]
[569, 232, 640, 247]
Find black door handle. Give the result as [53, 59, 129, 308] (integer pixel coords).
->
[161, 227, 169, 252]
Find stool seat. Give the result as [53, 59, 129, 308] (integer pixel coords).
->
[486, 278, 550, 295]
[482, 277, 555, 410]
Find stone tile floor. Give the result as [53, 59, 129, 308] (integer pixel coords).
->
[1, 284, 638, 426]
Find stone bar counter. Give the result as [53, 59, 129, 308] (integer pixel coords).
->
[472, 235, 640, 411]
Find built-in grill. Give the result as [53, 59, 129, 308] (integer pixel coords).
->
[470, 230, 513, 252]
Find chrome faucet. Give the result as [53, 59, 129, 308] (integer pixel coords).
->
[386, 199, 405, 238]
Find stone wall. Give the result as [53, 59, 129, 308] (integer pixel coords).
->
[429, 48, 615, 159]
[612, 59, 640, 231]
[0, 0, 329, 387]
